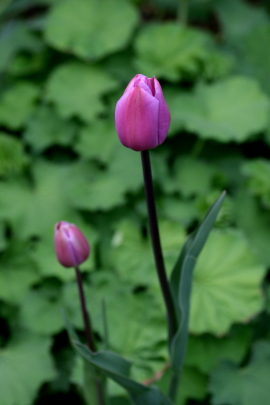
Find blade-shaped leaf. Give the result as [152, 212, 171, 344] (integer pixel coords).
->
[64, 313, 172, 405]
[170, 191, 226, 371]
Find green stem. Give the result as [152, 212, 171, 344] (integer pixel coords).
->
[75, 266, 105, 405]
[140, 151, 178, 344]
[168, 370, 181, 403]
[177, 0, 189, 25]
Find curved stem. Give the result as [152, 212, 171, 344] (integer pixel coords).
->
[140, 151, 178, 343]
[75, 267, 105, 405]
[75, 266, 96, 351]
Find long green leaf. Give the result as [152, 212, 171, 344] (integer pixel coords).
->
[170, 191, 226, 371]
[64, 312, 172, 405]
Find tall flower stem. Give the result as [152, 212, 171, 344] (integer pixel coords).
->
[75, 266, 105, 405]
[140, 150, 178, 343]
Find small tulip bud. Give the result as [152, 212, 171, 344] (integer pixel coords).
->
[54, 221, 90, 268]
[115, 74, 170, 152]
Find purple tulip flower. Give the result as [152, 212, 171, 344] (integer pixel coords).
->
[54, 221, 90, 268]
[115, 74, 171, 151]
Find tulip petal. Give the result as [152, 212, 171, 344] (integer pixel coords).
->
[153, 78, 171, 144]
[54, 222, 90, 268]
[115, 86, 159, 151]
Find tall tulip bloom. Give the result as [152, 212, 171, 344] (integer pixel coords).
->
[54, 221, 90, 268]
[115, 74, 170, 151]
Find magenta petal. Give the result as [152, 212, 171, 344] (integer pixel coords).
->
[54, 222, 90, 268]
[153, 78, 171, 144]
[115, 86, 159, 151]
[123, 74, 141, 94]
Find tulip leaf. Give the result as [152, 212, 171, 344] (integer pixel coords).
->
[0, 333, 56, 405]
[134, 22, 211, 81]
[45, 0, 138, 60]
[167, 76, 270, 141]
[170, 191, 226, 371]
[0, 82, 39, 129]
[209, 342, 270, 405]
[46, 62, 118, 122]
[65, 312, 172, 405]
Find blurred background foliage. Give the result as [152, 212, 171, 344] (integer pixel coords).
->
[1, 0, 270, 404]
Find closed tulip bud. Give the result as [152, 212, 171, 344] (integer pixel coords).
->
[115, 74, 170, 151]
[54, 221, 90, 268]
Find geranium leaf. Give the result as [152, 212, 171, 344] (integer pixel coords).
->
[0, 333, 56, 405]
[209, 342, 270, 405]
[167, 76, 270, 141]
[45, 0, 138, 60]
[46, 62, 118, 122]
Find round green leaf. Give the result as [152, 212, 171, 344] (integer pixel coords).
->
[0, 161, 80, 238]
[190, 229, 265, 334]
[0, 133, 27, 175]
[24, 105, 77, 151]
[185, 325, 252, 373]
[46, 62, 118, 122]
[209, 342, 270, 405]
[111, 219, 186, 287]
[75, 118, 119, 164]
[45, 0, 138, 60]
[242, 159, 270, 208]
[173, 157, 215, 197]
[0, 333, 56, 405]
[134, 23, 211, 81]
[65, 147, 143, 210]
[168, 76, 270, 141]
[156, 366, 207, 405]
[241, 23, 270, 96]
[235, 190, 270, 267]
[20, 281, 86, 334]
[0, 82, 39, 129]
[0, 242, 40, 303]
[81, 272, 167, 382]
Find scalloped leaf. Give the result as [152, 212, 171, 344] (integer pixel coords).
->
[45, 0, 138, 60]
[0, 82, 39, 129]
[46, 62, 118, 122]
[209, 342, 270, 405]
[190, 229, 265, 334]
[0, 333, 56, 405]
[134, 23, 211, 81]
[167, 76, 270, 141]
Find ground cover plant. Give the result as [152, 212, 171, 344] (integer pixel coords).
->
[1, 0, 270, 404]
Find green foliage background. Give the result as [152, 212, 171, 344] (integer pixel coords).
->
[0, 0, 270, 404]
